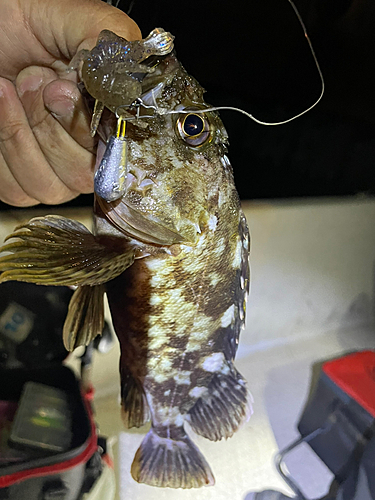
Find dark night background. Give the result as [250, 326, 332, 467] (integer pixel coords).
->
[1, 0, 375, 210]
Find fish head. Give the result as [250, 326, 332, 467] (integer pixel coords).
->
[81, 31, 231, 246]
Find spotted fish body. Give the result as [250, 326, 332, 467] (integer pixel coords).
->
[0, 29, 251, 488]
[104, 154, 251, 486]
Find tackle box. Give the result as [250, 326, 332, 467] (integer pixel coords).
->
[297, 350, 375, 480]
[0, 282, 108, 500]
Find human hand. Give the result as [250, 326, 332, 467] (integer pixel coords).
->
[0, 0, 140, 207]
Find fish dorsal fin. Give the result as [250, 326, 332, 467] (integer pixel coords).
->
[63, 284, 105, 352]
[0, 215, 135, 286]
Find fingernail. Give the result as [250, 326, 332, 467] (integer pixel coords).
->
[47, 97, 76, 118]
[0, 80, 9, 99]
[17, 75, 44, 97]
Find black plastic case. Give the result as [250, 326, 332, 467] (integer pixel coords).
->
[298, 350, 375, 481]
[0, 283, 98, 500]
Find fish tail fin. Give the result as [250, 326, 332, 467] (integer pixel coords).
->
[186, 366, 253, 441]
[131, 427, 215, 488]
[0, 215, 134, 286]
[120, 367, 150, 428]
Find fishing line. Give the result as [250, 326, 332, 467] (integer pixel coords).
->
[105, 0, 136, 15]
[115, 0, 324, 126]
[126, 0, 136, 15]
[232, 0, 324, 125]
[106, 0, 121, 7]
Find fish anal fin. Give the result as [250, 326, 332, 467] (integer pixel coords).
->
[0, 216, 134, 287]
[186, 367, 253, 441]
[120, 367, 150, 428]
[63, 285, 105, 352]
[131, 427, 215, 488]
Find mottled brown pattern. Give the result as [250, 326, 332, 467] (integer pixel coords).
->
[105, 179, 245, 416]
[0, 31, 252, 489]
[106, 259, 152, 380]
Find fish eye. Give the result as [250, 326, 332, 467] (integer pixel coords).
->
[183, 114, 204, 136]
[176, 111, 212, 147]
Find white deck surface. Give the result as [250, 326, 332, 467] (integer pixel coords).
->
[1, 197, 375, 500]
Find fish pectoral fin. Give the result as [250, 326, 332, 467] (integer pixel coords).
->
[63, 285, 105, 352]
[131, 427, 215, 488]
[186, 366, 253, 441]
[0, 215, 135, 286]
[120, 366, 150, 428]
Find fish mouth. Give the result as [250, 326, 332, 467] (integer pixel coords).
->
[94, 129, 186, 246]
[94, 133, 187, 246]
[82, 57, 188, 246]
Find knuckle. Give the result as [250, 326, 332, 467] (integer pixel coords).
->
[0, 120, 26, 145]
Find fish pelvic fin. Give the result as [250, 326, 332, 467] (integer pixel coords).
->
[63, 285, 105, 352]
[131, 427, 215, 488]
[0, 216, 134, 286]
[186, 366, 253, 441]
[120, 367, 150, 428]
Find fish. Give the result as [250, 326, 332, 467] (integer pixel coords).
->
[0, 28, 252, 488]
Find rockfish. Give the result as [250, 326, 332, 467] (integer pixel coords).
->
[0, 29, 251, 488]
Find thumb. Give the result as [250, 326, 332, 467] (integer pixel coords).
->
[27, 0, 141, 62]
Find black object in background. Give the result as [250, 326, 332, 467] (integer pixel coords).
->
[0, 282, 72, 369]
[0, 281, 109, 500]
[125, 0, 375, 200]
[298, 352, 375, 482]
[261, 351, 375, 500]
